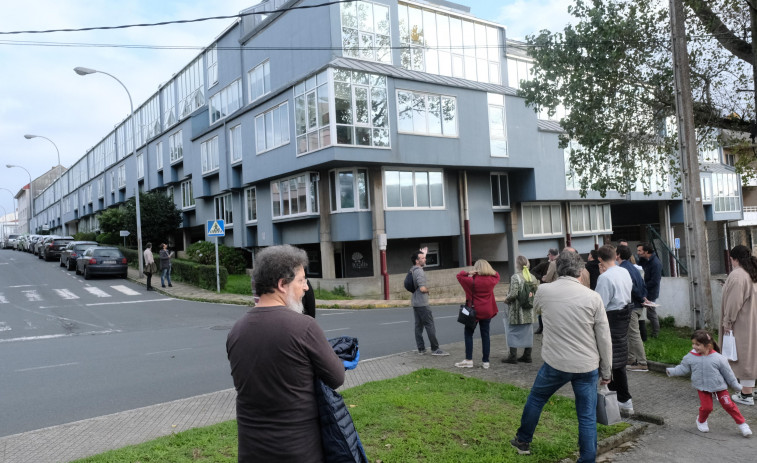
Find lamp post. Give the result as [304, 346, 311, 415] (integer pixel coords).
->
[6, 164, 33, 234]
[74, 66, 144, 277]
[0, 205, 7, 244]
[24, 134, 63, 234]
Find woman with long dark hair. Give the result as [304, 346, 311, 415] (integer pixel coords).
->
[721, 245, 757, 406]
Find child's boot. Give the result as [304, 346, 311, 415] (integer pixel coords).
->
[739, 422, 752, 437]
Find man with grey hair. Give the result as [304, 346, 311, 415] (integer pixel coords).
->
[227, 245, 345, 462]
[511, 250, 612, 461]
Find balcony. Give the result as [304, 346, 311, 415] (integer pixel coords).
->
[733, 206, 757, 227]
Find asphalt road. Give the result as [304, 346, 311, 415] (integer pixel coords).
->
[0, 249, 504, 437]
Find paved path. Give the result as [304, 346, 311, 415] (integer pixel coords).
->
[2, 270, 756, 462]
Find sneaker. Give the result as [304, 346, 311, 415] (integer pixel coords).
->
[417, 349, 427, 355]
[455, 359, 473, 368]
[618, 399, 634, 414]
[739, 422, 752, 437]
[482, 362, 490, 370]
[696, 419, 709, 433]
[733, 393, 754, 406]
[626, 362, 648, 372]
[431, 349, 450, 356]
[510, 437, 531, 455]
[168, 284, 173, 287]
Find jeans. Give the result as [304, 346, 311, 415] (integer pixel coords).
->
[627, 309, 646, 364]
[413, 306, 439, 352]
[517, 363, 599, 463]
[464, 318, 491, 362]
[160, 267, 172, 286]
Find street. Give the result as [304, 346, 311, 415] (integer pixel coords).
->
[0, 249, 501, 437]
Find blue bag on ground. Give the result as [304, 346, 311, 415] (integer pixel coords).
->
[316, 336, 369, 463]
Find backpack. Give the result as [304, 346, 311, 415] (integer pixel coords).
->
[516, 275, 536, 310]
[404, 269, 416, 292]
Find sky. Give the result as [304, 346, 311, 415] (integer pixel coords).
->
[0, 0, 576, 225]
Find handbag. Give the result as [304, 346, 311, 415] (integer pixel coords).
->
[457, 278, 477, 330]
[146, 262, 158, 274]
[722, 331, 738, 361]
[596, 385, 622, 425]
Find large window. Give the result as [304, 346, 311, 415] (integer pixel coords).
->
[340, 1, 391, 64]
[136, 152, 144, 179]
[295, 70, 330, 155]
[177, 57, 205, 119]
[229, 125, 242, 164]
[169, 131, 183, 163]
[330, 168, 369, 212]
[522, 203, 562, 237]
[110, 171, 115, 193]
[206, 44, 218, 87]
[334, 69, 389, 147]
[271, 173, 319, 218]
[491, 173, 509, 208]
[214, 193, 233, 226]
[209, 79, 242, 124]
[384, 169, 444, 209]
[156, 141, 164, 170]
[255, 102, 290, 153]
[397, 89, 457, 136]
[117, 165, 126, 189]
[181, 180, 195, 209]
[569, 203, 612, 234]
[398, 3, 500, 83]
[97, 177, 105, 198]
[137, 94, 160, 144]
[161, 81, 177, 129]
[488, 93, 508, 157]
[245, 187, 257, 222]
[201, 136, 220, 174]
[248, 60, 271, 103]
[506, 57, 532, 89]
[713, 172, 740, 212]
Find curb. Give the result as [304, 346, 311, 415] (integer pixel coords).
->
[597, 421, 650, 455]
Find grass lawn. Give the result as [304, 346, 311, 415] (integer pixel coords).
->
[643, 317, 708, 365]
[73, 369, 628, 463]
[222, 273, 353, 300]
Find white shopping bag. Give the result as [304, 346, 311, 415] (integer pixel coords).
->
[722, 331, 738, 361]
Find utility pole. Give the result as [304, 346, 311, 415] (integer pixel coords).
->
[669, 0, 714, 328]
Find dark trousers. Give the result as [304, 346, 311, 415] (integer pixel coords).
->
[413, 306, 439, 352]
[145, 272, 153, 289]
[609, 367, 632, 403]
[464, 318, 491, 362]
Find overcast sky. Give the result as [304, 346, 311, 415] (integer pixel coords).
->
[0, 0, 575, 223]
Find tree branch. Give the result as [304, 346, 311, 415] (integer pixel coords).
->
[683, 0, 754, 63]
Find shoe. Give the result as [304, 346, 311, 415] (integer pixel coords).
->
[482, 362, 490, 369]
[455, 359, 473, 368]
[417, 349, 427, 355]
[161, 285, 166, 288]
[517, 348, 532, 363]
[510, 437, 531, 455]
[502, 355, 518, 364]
[626, 362, 648, 372]
[168, 284, 173, 287]
[696, 419, 709, 433]
[618, 399, 634, 414]
[739, 422, 752, 437]
[146, 287, 154, 291]
[431, 349, 450, 356]
[733, 393, 754, 406]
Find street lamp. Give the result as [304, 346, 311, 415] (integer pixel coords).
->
[24, 134, 63, 234]
[6, 164, 33, 234]
[74, 66, 144, 277]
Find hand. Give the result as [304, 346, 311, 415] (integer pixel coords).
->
[419, 246, 428, 255]
[599, 378, 611, 386]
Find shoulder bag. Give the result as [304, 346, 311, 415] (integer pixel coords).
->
[457, 277, 477, 330]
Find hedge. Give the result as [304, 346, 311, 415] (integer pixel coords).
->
[119, 246, 227, 290]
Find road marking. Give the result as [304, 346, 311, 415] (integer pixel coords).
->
[323, 327, 351, 332]
[84, 287, 111, 298]
[8, 285, 37, 288]
[319, 312, 351, 316]
[53, 289, 80, 300]
[380, 321, 409, 325]
[0, 329, 121, 344]
[85, 298, 172, 307]
[23, 290, 42, 302]
[0, 293, 7, 304]
[0, 322, 10, 332]
[110, 285, 140, 296]
[145, 347, 192, 356]
[16, 362, 79, 372]
[437, 315, 457, 319]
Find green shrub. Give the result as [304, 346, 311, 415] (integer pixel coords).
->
[171, 259, 228, 290]
[118, 246, 140, 268]
[186, 241, 247, 274]
[331, 285, 348, 297]
[73, 232, 97, 241]
[97, 232, 121, 245]
[660, 316, 676, 329]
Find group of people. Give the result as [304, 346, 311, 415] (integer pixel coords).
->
[142, 242, 174, 291]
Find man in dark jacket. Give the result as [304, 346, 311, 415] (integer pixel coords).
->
[585, 250, 600, 290]
[618, 245, 649, 371]
[637, 242, 662, 337]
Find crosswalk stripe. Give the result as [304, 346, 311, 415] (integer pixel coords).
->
[0, 322, 10, 332]
[53, 289, 80, 300]
[0, 293, 7, 304]
[84, 287, 111, 298]
[23, 290, 42, 302]
[110, 285, 141, 296]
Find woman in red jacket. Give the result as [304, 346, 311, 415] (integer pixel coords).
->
[455, 259, 500, 369]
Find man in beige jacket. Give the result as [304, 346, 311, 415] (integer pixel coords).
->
[511, 250, 612, 461]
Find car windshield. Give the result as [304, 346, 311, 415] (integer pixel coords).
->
[94, 250, 122, 258]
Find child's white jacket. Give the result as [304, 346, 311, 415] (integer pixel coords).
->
[667, 350, 741, 392]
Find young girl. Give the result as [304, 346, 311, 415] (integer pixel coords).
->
[667, 330, 752, 437]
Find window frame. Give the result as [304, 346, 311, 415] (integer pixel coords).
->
[521, 203, 563, 237]
[156, 141, 164, 170]
[214, 193, 233, 226]
[490, 172, 510, 209]
[245, 186, 257, 223]
[180, 180, 195, 209]
[201, 136, 220, 174]
[329, 167, 370, 213]
[247, 60, 271, 103]
[136, 152, 144, 179]
[396, 89, 458, 137]
[383, 168, 445, 210]
[270, 172, 320, 220]
[169, 130, 183, 164]
[255, 101, 291, 154]
[229, 124, 243, 164]
[209, 78, 242, 125]
[206, 44, 218, 88]
[488, 93, 508, 157]
[568, 203, 613, 235]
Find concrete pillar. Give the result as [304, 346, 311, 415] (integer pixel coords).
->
[370, 167, 386, 278]
[318, 171, 336, 279]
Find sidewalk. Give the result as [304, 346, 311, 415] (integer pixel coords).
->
[2, 272, 756, 462]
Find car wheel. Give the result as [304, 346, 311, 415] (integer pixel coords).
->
[121, 272, 128, 279]
[59, 259, 65, 267]
[75, 265, 81, 275]
[38, 253, 43, 259]
[67, 260, 74, 271]
[84, 266, 91, 280]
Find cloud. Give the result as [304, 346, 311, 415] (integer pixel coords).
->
[476, 0, 577, 41]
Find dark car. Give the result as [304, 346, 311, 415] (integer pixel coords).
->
[40, 236, 74, 261]
[60, 241, 99, 270]
[76, 247, 128, 279]
[35, 236, 55, 257]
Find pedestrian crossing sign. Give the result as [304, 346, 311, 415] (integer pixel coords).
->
[207, 220, 225, 237]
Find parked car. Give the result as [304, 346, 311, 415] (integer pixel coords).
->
[33, 236, 53, 256]
[27, 235, 44, 253]
[60, 241, 99, 270]
[40, 236, 74, 261]
[76, 247, 128, 279]
[3, 234, 20, 249]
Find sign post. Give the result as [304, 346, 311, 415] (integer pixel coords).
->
[120, 230, 130, 247]
[207, 220, 225, 292]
